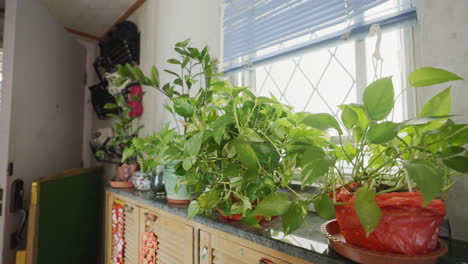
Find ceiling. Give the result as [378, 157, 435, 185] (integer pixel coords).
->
[40, 0, 143, 39]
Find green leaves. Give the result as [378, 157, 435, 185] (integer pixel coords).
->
[173, 98, 194, 117]
[363, 77, 394, 121]
[404, 159, 443, 205]
[187, 201, 200, 220]
[314, 194, 335, 220]
[121, 148, 135, 162]
[282, 201, 308, 235]
[197, 189, 219, 210]
[301, 113, 342, 134]
[409, 67, 463, 87]
[340, 105, 358, 130]
[104, 103, 117, 109]
[253, 192, 291, 217]
[354, 187, 381, 237]
[443, 156, 468, 173]
[367, 121, 401, 144]
[252, 143, 280, 170]
[211, 115, 234, 144]
[150, 66, 160, 87]
[300, 145, 335, 187]
[232, 137, 259, 170]
[419, 87, 452, 117]
[184, 131, 210, 157]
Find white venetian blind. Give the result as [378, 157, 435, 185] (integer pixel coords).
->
[223, 0, 416, 72]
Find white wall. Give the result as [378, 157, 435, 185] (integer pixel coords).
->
[0, 0, 86, 261]
[416, 0, 468, 241]
[86, 0, 221, 173]
[129, 0, 221, 134]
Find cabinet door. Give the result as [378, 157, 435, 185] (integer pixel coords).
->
[211, 235, 291, 264]
[123, 202, 140, 264]
[140, 209, 194, 264]
[105, 194, 140, 264]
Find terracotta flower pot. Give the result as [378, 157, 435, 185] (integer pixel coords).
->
[115, 164, 138, 181]
[333, 188, 446, 255]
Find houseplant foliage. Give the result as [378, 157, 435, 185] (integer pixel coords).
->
[306, 67, 467, 255]
[114, 39, 333, 234]
[95, 86, 143, 181]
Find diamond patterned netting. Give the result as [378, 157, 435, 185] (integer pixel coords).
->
[254, 28, 408, 132]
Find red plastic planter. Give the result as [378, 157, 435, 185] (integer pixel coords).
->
[333, 188, 446, 255]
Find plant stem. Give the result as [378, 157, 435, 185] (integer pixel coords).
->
[285, 185, 301, 198]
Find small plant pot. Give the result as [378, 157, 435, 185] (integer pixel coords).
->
[333, 189, 446, 255]
[115, 163, 137, 181]
[163, 162, 193, 204]
[132, 171, 152, 191]
[216, 207, 263, 221]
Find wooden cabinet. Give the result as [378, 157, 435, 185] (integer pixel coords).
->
[105, 193, 140, 264]
[106, 191, 313, 264]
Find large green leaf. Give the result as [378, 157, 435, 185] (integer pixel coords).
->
[367, 121, 401, 144]
[419, 87, 451, 117]
[341, 104, 369, 129]
[232, 137, 259, 170]
[187, 201, 200, 219]
[252, 143, 280, 170]
[409, 67, 463, 87]
[211, 115, 234, 145]
[354, 187, 381, 237]
[252, 192, 291, 217]
[197, 189, 219, 210]
[363, 77, 394, 121]
[314, 194, 335, 220]
[404, 159, 443, 205]
[301, 113, 342, 134]
[184, 131, 207, 157]
[340, 105, 358, 130]
[440, 146, 466, 158]
[300, 146, 335, 187]
[173, 98, 194, 118]
[282, 201, 309, 235]
[443, 156, 468, 173]
[121, 148, 135, 163]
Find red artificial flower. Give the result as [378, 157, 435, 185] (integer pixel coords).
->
[128, 84, 143, 117]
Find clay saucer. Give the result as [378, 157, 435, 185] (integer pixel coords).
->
[109, 180, 134, 189]
[321, 219, 448, 264]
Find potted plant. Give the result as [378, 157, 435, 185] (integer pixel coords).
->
[121, 124, 174, 190]
[113, 39, 220, 202]
[304, 67, 467, 256]
[114, 40, 333, 233]
[95, 79, 144, 187]
[183, 82, 333, 233]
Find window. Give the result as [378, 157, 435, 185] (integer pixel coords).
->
[223, 0, 417, 132]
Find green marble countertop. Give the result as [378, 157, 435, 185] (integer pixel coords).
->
[107, 187, 468, 264]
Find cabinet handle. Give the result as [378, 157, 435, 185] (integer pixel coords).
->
[200, 246, 208, 262]
[259, 259, 276, 264]
[124, 204, 134, 213]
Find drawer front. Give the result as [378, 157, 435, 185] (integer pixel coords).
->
[140, 209, 194, 264]
[212, 235, 290, 264]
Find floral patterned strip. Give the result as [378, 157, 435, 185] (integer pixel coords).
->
[112, 200, 125, 264]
